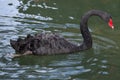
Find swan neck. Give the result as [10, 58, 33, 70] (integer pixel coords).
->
[79, 10, 104, 50]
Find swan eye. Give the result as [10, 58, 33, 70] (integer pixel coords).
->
[108, 18, 114, 29]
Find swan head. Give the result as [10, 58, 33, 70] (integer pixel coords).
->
[101, 11, 114, 29]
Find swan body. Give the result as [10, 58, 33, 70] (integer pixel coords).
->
[10, 10, 114, 56]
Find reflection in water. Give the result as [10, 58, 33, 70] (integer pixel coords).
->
[0, 0, 120, 80]
[0, 0, 19, 17]
[0, 48, 113, 79]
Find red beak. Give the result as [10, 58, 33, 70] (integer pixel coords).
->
[108, 18, 114, 29]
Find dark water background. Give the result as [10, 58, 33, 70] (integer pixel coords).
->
[0, 0, 120, 80]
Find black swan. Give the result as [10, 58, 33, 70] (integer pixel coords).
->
[10, 10, 114, 56]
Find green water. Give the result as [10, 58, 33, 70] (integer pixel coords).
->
[0, 0, 120, 80]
